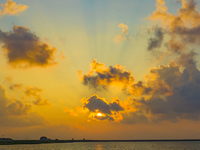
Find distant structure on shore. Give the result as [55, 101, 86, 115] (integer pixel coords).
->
[40, 136, 48, 140]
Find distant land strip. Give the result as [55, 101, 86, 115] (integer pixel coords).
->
[0, 139, 200, 145]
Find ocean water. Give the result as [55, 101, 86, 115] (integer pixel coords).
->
[0, 141, 200, 150]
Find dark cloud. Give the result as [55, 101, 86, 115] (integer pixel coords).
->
[81, 95, 124, 121]
[135, 82, 200, 122]
[110, 100, 124, 112]
[0, 26, 57, 68]
[83, 95, 124, 115]
[84, 95, 112, 114]
[126, 54, 200, 122]
[147, 27, 164, 51]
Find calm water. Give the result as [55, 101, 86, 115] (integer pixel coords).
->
[0, 141, 200, 150]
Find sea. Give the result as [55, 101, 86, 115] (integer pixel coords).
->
[0, 141, 200, 150]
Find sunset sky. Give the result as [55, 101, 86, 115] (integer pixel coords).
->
[1, 0, 200, 140]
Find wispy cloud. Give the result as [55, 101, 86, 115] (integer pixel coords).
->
[9, 83, 23, 90]
[24, 86, 50, 106]
[113, 23, 129, 43]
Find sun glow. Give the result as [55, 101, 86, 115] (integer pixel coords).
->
[97, 113, 103, 117]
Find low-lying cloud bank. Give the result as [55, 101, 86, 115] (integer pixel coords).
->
[0, 84, 46, 127]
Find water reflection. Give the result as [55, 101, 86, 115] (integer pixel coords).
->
[95, 144, 103, 150]
[0, 141, 200, 150]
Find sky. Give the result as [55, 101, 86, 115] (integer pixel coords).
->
[0, 0, 200, 140]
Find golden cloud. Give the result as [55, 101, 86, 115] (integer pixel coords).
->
[113, 23, 129, 43]
[0, 0, 28, 17]
[79, 59, 135, 90]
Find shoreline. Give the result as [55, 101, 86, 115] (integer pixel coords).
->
[0, 139, 200, 145]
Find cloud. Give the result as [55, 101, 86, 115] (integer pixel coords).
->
[132, 84, 200, 122]
[0, 85, 9, 116]
[177, 50, 197, 69]
[59, 51, 66, 60]
[0, 84, 46, 127]
[119, 23, 129, 34]
[67, 95, 125, 122]
[79, 59, 172, 96]
[0, 84, 31, 116]
[0, 26, 57, 68]
[83, 95, 124, 115]
[33, 97, 50, 106]
[9, 83, 23, 90]
[7, 99, 31, 116]
[76, 0, 200, 124]
[167, 39, 184, 53]
[125, 53, 200, 123]
[113, 34, 127, 43]
[24, 86, 50, 106]
[0, 0, 28, 18]
[4, 75, 12, 83]
[148, 0, 200, 53]
[64, 108, 78, 116]
[79, 51, 200, 123]
[78, 59, 135, 90]
[113, 23, 129, 43]
[147, 26, 164, 51]
[24, 87, 43, 97]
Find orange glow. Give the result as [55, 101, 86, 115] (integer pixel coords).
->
[97, 113, 103, 117]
